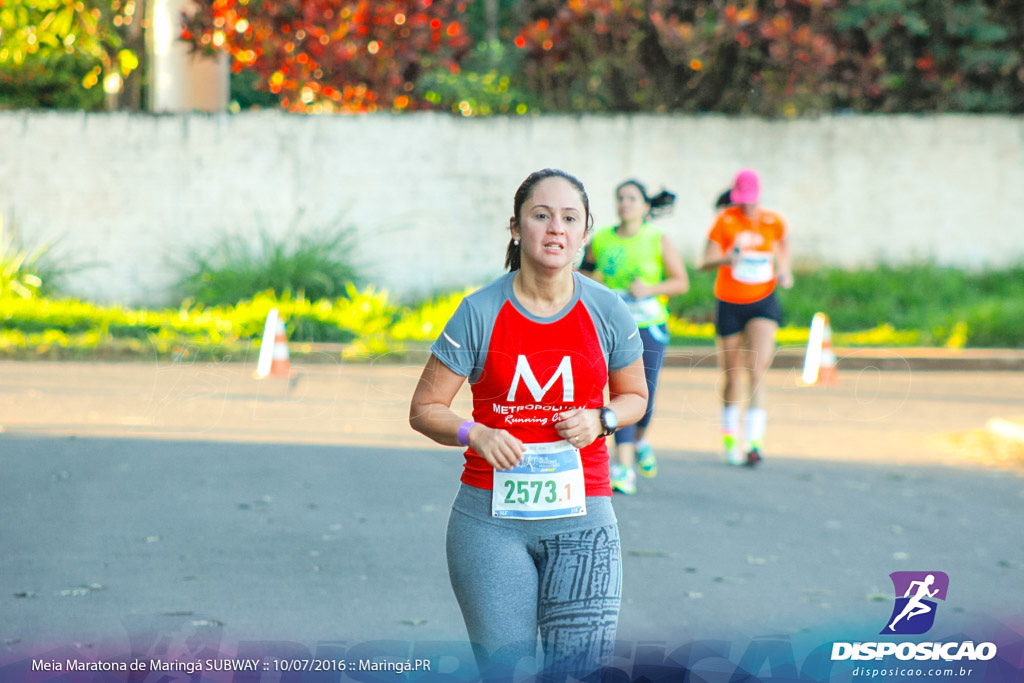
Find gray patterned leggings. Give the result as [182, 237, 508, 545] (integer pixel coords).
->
[446, 484, 622, 680]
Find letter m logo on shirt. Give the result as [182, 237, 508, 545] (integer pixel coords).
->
[507, 355, 574, 402]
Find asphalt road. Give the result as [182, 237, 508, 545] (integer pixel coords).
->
[1, 360, 1023, 681]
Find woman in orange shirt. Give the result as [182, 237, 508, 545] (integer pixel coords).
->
[700, 169, 794, 466]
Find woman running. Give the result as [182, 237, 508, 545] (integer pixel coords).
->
[409, 169, 648, 680]
[700, 168, 793, 466]
[579, 179, 689, 494]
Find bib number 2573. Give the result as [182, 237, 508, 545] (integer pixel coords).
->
[492, 441, 586, 520]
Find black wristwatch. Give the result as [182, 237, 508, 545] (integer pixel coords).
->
[599, 407, 618, 436]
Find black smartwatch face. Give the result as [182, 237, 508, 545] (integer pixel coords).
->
[601, 407, 618, 435]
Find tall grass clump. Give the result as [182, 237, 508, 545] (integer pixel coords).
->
[174, 222, 361, 306]
[0, 218, 86, 300]
[1, 218, 50, 299]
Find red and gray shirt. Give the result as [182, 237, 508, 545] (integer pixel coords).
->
[431, 271, 643, 497]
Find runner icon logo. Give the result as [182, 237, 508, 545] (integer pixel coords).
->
[881, 571, 949, 635]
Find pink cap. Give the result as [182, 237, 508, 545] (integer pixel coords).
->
[730, 168, 760, 205]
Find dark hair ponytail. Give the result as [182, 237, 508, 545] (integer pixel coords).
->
[714, 188, 733, 209]
[648, 190, 676, 218]
[506, 168, 593, 271]
[616, 179, 676, 219]
[505, 238, 521, 271]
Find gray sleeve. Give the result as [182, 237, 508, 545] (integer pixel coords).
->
[605, 302, 644, 371]
[428, 278, 507, 382]
[429, 298, 483, 379]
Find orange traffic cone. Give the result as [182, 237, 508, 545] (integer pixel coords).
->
[256, 308, 292, 379]
[818, 315, 838, 385]
[801, 312, 838, 386]
[268, 318, 292, 377]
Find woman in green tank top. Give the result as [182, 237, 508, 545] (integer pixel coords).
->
[579, 179, 690, 495]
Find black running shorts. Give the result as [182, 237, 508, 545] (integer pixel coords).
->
[715, 291, 783, 337]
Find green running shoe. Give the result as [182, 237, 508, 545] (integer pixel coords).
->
[724, 434, 744, 466]
[610, 464, 637, 495]
[636, 442, 658, 478]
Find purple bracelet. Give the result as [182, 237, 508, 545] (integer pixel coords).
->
[457, 420, 478, 447]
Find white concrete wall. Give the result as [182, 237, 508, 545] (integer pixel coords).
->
[1, 111, 1021, 306]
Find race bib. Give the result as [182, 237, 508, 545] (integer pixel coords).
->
[619, 292, 664, 324]
[492, 441, 586, 520]
[732, 251, 775, 284]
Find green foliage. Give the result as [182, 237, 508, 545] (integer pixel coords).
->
[0, 218, 51, 299]
[669, 263, 1024, 348]
[782, 264, 977, 334]
[510, 0, 1024, 115]
[0, 57, 105, 109]
[0, 287, 396, 361]
[173, 222, 362, 307]
[418, 40, 535, 116]
[954, 298, 1024, 348]
[5, 0, 1023, 115]
[229, 70, 281, 111]
[389, 287, 477, 341]
[832, 0, 1023, 113]
[667, 268, 716, 325]
[0, 0, 140, 110]
[1, 265, 1021, 362]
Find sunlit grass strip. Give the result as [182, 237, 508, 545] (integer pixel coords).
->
[389, 287, 476, 342]
[0, 291, 978, 363]
[667, 318, 922, 348]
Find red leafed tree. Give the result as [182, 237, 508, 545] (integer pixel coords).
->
[514, 0, 842, 115]
[182, 0, 471, 112]
[512, 0, 1024, 115]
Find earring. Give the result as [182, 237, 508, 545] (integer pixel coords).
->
[513, 239, 520, 246]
